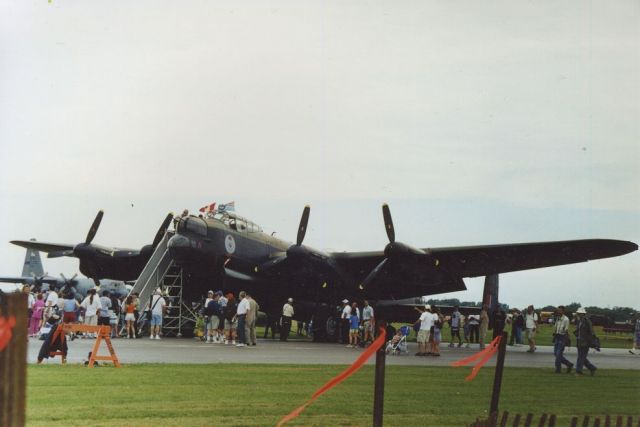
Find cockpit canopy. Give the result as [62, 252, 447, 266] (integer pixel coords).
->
[176, 213, 263, 235]
[213, 212, 263, 233]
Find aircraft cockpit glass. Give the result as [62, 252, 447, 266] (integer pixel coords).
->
[211, 212, 262, 233]
[180, 216, 207, 237]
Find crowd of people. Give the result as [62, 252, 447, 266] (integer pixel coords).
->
[23, 284, 147, 340]
[23, 281, 640, 376]
[200, 290, 260, 347]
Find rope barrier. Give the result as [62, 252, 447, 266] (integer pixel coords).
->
[277, 327, 387, 426]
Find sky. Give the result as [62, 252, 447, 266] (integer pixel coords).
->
[0, 1, 638, 309]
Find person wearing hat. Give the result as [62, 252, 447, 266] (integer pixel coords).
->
[340, 299, 352, 344]
[574, 307, 597, 376]
[280, 298, 294, 341]
[414, 304, 435, 356]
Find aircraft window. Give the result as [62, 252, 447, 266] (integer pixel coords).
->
[236, 219, 247, 232]
[229, 219, 237, 230]
[184, 217, 207, 236]
[247, 222, 262, 233]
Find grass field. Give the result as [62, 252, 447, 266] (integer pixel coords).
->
[27, 364, 640, 426]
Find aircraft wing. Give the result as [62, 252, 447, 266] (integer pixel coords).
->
[330, 238, 637, 288]
[10, 240, 74, 253]
[425, 239, 637, 277]
[0, 276, 61, 285]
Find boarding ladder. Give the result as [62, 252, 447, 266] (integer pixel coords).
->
[129, 231, 175, 313]
[160, 262, 200, 337]
[128, 231, 199, 337]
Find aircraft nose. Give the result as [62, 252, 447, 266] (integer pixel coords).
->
[167, 234, 191, 260]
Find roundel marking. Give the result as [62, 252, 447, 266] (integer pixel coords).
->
[224, 235, 236, 254]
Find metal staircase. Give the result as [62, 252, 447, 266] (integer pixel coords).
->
[129, 231, 199, 337]
[130, 231, 175, 312]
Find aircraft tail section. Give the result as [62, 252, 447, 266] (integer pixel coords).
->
[21, 239, 44, 277]
[482, 274, 499, 329]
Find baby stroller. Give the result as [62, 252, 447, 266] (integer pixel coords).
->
[385, 325, 411, 355]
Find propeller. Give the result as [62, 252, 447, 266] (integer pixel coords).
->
[29, 272, 49, 290]
[60, 273, 78, 285]
[85, 210, 104, 244]
[382, 204, 395, 243]
[358, 203, 426, 291]
[152, 213, 175, 248]
[296, 205, 310, 246]
[59, 273, 78, 295]
[255, 205, 310, 274]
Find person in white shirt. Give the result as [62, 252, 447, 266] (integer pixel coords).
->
[361, 300, 375, 345]
[340, 299, 351, 344]
[524, 305, 539, 353]
[235, 291, 250, 347]
[280, 298, 294, 342]
[148, 289, 167, 340]
[45, 288, 59, 310]
[81, 289, 101, 338]
[553, 305, 573, 373]
[414, 305, 435, 356]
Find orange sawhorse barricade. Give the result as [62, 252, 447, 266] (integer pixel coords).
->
[45, 324, 121, 368]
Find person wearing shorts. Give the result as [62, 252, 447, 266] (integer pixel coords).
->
[415, 305, 434, 356]
[347, 302, 360, 348]
[148, 289, 166, 340]
[124, 296, 137, 338]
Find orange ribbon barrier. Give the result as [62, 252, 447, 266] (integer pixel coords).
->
[277, 328, 387, 427]
[450, 335, 502, 381]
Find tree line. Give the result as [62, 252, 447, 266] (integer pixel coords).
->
[426, 298, 637, 323]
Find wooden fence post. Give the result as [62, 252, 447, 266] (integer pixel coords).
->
[0, 292, 28, 427]
[373, 320, 386, 427]
[488, 332, 508, 425]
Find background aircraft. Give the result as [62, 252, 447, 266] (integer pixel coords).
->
[167, 204, 637, 339]
[0, 244, 131, 299]
[11, 211, 173, 285]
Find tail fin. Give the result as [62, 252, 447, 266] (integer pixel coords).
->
[21, 239, 44, 277]
[482, 274, 499, 329]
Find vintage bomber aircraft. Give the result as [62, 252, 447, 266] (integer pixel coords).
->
[168, 204, 637, 339]
[11, 211, 174, 285]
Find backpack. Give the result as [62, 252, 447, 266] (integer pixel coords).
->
[224, 302, 237, 321]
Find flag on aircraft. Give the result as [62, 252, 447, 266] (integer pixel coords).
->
[199, 202, 216, 213]
[218, 201, 235, 213]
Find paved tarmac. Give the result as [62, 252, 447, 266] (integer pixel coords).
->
[28, 336, 640, 369]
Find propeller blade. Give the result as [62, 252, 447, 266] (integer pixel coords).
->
[296, 205, 311, 246]
[60, 273, 67, 282]
[152, 213, 175, 248]
[382, 204, 395, 243]
[85, 210, 104, 244]
[358, 258, 388, 290]
[48, 250, 75, 258]
[70, 273, 78, 282]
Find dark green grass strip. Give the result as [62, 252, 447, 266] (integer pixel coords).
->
[27, 364, 640, 426]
